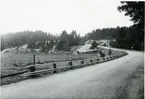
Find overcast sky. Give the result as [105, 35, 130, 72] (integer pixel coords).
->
[0, 0, 133, 36]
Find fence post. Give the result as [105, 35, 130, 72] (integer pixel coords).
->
[28, 65, 36, 72]
[90, 59, 93, 65]
[68, 61, 73, 69]
[96, 59, 99, 63]
[53, 63, 56, 73]
[33, 55, 35, 65]
[80, 60, 84, 67]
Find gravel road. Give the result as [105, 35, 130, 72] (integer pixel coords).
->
[1, 49, 144, 99]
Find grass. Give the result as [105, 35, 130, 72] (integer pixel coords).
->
[1, 47, 123, 85]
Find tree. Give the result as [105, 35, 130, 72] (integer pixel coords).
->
[118, 1, 144, 50]
[55, 40, 67, 51]
[61, 30, 68, 40]
[45, 41, 51, 51]
[27, 41, 36, 52]
[1, 30, 58, 51]
[118, 2, 144, 30]
[55, 30, 82, 51]
[55, 31, 69, 51]
[90, 41, 98, 50]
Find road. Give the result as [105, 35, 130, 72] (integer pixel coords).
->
[1, 49, 144, 99]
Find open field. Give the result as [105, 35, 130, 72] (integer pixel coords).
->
[1, 47, 120, 75]
[1, 46, 123, 85]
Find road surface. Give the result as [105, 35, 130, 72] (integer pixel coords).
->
[1, 49, 144, 99]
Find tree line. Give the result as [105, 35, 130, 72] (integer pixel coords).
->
[1, 30, 85, 52]
[1, 30, 57, 51]
[1, 1, 144, 51]
[85, 1, 144, 50]
[85, 26, 144, 50]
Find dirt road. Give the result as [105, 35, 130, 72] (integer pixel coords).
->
[1, 49, 144, 99]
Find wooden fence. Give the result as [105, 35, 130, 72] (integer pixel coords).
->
[1, 52, 128, 78]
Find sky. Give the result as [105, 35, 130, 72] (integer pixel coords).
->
[0, 0, 133, 36]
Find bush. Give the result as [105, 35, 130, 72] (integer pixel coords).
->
[100, 53, 105, 57]
[99, 51, 105, 57]
[90, 41, 98, 50]
[90, 59, 93, 63]
[80, 61, 84, 64]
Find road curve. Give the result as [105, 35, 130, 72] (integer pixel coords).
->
[1, 49, 144, 99]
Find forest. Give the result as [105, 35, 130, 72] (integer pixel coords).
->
[1, 30, 85, 52]
[1, 1, 144, 51]
[86, 2, 144, 50]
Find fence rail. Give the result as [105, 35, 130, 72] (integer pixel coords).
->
[0, 70, 28, 78]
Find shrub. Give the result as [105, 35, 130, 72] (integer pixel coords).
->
[99, 51, 105, 57]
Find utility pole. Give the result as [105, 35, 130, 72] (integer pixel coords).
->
[29, 54, 36, 72]
[30, 54, 36, 65]
[33, 54, 35, 66]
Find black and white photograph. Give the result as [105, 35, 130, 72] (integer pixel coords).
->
[0, 0, 144, 99]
